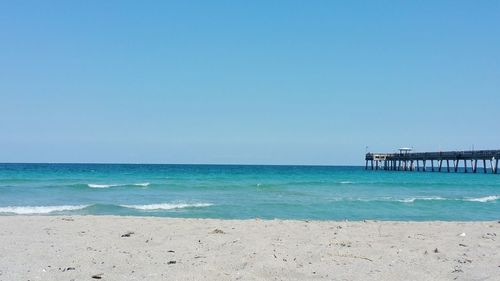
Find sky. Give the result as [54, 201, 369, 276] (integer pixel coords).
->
[1, 1, 499, 165]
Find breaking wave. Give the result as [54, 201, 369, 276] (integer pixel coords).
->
[396, 196, 499, 203]
[463, 195, 500, 203]
[120, 202, 213, 210]
[396, 196, 447, 203]
[332, 196, 499, 203]
[88, 184, 119, 188]
[0, 205, 88, 214]
[0, 202, 214, 215]
[87, 182, 150, 188]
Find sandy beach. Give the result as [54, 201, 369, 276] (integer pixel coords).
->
[0, 216, 498, 280]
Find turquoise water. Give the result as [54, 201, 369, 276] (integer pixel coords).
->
[0, 163, 499, 221]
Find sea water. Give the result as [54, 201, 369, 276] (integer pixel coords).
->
[0, 163, 498, 220]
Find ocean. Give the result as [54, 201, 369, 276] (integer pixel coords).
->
[0, 163, 498, 221]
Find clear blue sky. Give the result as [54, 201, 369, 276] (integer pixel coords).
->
[1, 1, 499, 165]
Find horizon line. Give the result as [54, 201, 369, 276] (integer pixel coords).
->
[0, 162, 361, 167]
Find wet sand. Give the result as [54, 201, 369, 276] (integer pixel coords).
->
[0, 216, 499, 280]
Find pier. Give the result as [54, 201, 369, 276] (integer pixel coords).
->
[365, 149, 500, 174]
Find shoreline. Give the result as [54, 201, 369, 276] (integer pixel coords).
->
[1, 216, 499, 280]
[2, 214, 500, 222]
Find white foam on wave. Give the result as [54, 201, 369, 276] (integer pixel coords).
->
[337, 197, 447, 203]
[464, 195, 500, 203]
[0, 205, 88, 214]
[397, 196, 447, 203]
[88, 182, 150, 188]
[88, 184, 118, 188]
[398, 196, 499, 203]
[397, 198, 417, 203]
[340, 181, 354, 184]
[332, 196, 499, 203]
[121, 202, 213, 211]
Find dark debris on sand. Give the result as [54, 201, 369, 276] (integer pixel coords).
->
[121, 231, 134, 237]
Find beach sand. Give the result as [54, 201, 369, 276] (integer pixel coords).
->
[0, 216, 498, 280]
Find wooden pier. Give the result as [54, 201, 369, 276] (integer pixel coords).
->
[365, 149, 500, 174]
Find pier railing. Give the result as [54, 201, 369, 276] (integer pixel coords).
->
[365, 150, 500, 174]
